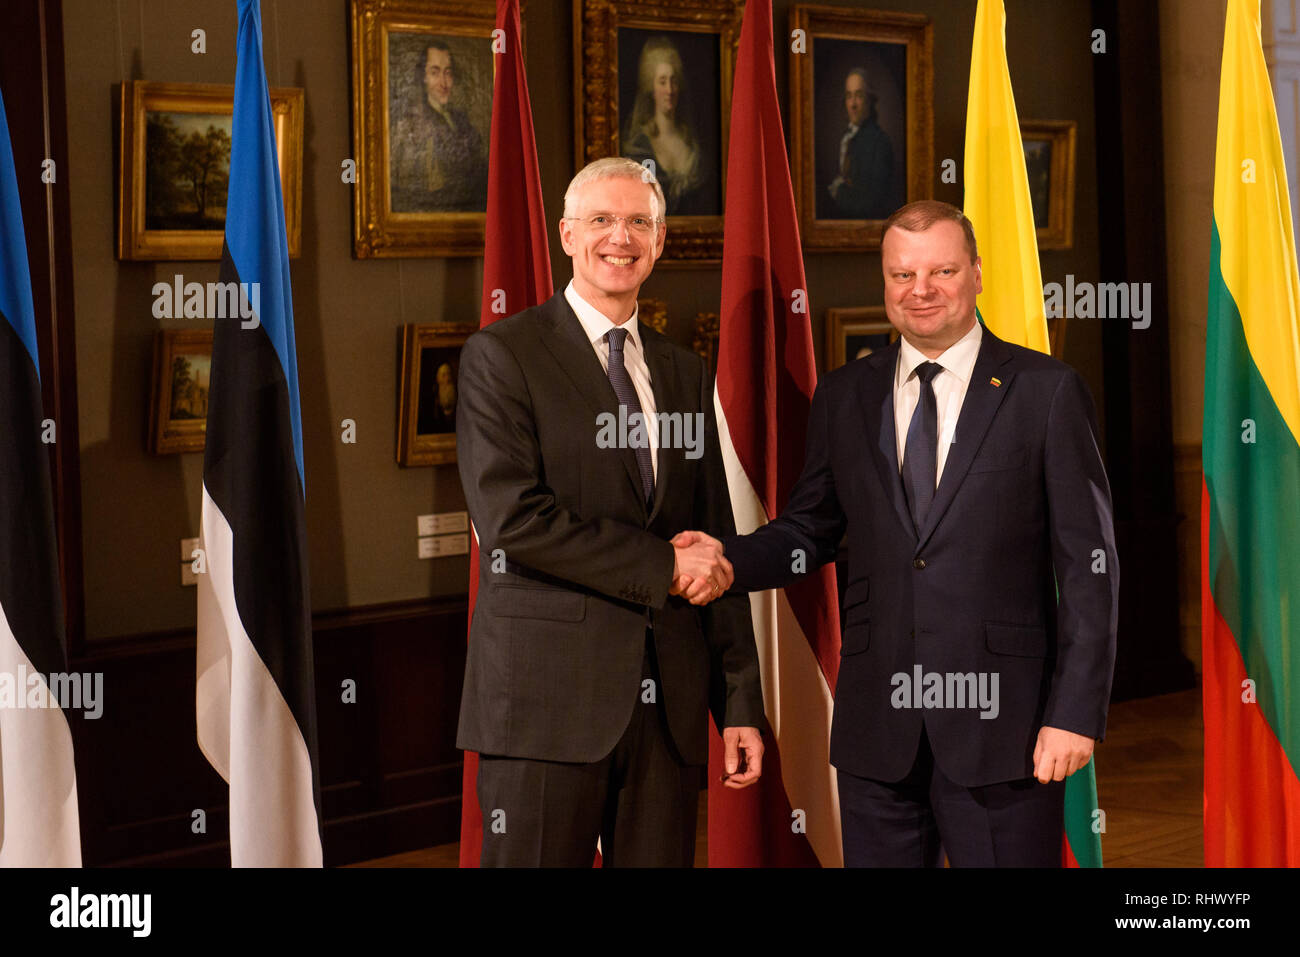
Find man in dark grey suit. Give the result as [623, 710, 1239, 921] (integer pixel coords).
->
[455, 157, 765, 867]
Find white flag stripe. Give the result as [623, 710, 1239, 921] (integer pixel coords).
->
[715, 394, 843, 867]
[197, 485, 321, 867]
[0, 602, 81, 867]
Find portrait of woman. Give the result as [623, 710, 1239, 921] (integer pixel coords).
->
[619, 33, 720, 217]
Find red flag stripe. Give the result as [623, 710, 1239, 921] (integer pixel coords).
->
[1202, 480, 1300, 866]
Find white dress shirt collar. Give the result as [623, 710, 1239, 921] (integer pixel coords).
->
[896, 319, 983, 390]
[565, 280, 643, 355]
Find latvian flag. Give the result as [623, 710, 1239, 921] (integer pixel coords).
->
[195, 0, 321, 867]
[709, 0, 842, 867]
[0, 86, 82, 866]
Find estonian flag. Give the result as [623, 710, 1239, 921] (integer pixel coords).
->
[0, 87, 82, 867]
[195, 0, 321, 867]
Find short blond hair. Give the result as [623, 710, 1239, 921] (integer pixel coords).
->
[882, 200, 979, 263]
[563, 157, 667, 222]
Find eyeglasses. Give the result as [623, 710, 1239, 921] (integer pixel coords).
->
[565, 213, 663, 234]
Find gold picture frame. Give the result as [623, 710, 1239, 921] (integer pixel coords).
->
[692, 311, 720, 376]
[148, 329, 213, 454]
[824, 306, 898, 370]
[350, 0, 499, 258]
[574, 0, 743, 263]
[1021, 119, 1077, 251]
[397, 323, 477, 466]
[117, 81, 303, 261]
[637, 297, 669, 334]
[789, 5, 933, 251]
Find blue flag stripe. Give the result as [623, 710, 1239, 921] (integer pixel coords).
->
[225, 0, 304, 491]
[0, 89, 40, 373]
[0, 86, 66, 678]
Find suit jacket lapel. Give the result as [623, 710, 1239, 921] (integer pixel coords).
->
[537, 292, 648, 512]
[856, 342, 915, 539]
[915, 328, 1015, 551]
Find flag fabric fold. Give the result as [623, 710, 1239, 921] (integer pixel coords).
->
[458, 0, 553, 868]
[1202, 0, 1300, 867]
[711, 0, 842, 867]
[195, 0, 321, 867]
[963, 0, 1101, 868]
[0, 86, 82, 868]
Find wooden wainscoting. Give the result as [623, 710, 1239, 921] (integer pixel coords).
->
[69, 597, 467, 867]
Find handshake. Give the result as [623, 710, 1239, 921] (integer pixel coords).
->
[669, 530, 732, 606]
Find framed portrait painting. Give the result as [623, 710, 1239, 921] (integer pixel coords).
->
[118, 81, 303, 261]
[397, 323, 477, 466]
[575, 0, 743, 263]
[1021, 119, 1076, 250]
[824, 306, 897, 371]
[148, 329, 213, 454]
[789, 5, 933, 251]
[351, 0, 497, 258]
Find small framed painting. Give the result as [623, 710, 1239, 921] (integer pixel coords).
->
[149, 329, 213, 454]
[1021, 119, 1077, 251]
[824, 305, 898, 370]
[397, 323, 477, 466]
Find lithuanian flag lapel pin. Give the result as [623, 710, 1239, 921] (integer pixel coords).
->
[989, 376, 1002, 388]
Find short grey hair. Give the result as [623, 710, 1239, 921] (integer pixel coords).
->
[563, 157, 667, 222]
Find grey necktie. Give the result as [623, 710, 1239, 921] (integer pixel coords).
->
[606, 328, 654, 506]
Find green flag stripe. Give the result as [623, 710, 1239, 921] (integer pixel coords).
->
[1204, 220, 1300, 780]
[1063, 756, 1101, 867]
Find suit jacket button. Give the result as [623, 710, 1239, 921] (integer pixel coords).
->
[913, 558, 926, 570]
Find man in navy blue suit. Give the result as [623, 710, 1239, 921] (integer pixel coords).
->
[676, 200, 1118, 866]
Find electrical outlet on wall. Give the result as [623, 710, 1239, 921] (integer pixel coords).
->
[418, 512, 468, 537]
[417, 533, 468, 559]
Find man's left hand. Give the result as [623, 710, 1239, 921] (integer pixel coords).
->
[1032, 726, 1095, 783]
[721, 726, 763, 789]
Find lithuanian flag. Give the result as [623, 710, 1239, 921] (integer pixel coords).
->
[1202, 0, 1300, 866]
[963, 0, 1102, 868]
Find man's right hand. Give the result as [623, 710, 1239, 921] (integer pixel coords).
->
[670, 531, 731, 606]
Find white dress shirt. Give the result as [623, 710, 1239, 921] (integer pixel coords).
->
[894, 320, 983, 486]
[838, 123, 859, 173]
[565, 280, 659, 481]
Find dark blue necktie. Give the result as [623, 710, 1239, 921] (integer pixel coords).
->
[902, 361, 942, 532]
[606, 328, 655, 506]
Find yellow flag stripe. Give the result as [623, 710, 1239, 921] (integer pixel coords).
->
[1214, 0, 1300, 444]
[963, 0, 1049, 354]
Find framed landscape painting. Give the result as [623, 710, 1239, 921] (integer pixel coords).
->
[118, 81, 303, 260]
[148, 329, 213, 454]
